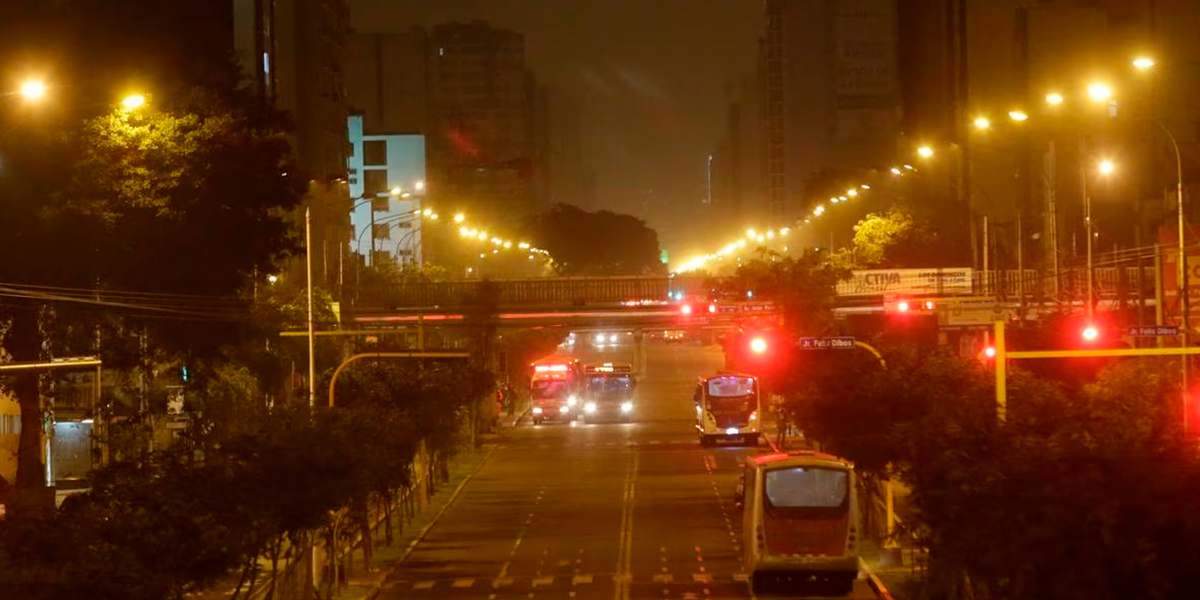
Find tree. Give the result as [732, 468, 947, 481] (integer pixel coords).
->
[845, 206, 958, 268]
[526, 204, 663, 276]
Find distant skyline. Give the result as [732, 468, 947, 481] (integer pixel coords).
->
[348, 0, 763, 250]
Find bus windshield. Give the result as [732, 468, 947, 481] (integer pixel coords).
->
[763, 467, 849, 509]
[706, 395, 753, 412]
[707, 376, 755, 397]
[587, 376, 632, 396]
[532, 379, 570, 399]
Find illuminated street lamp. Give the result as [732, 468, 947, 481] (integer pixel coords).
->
[1008, 110, 1029, 122]
[120, 93, 146, 110]
[454, 213, 465, 223]
[973, 116, 991, 130]
[917, 145, 934, 158]
[1098, 159, 1115, 176]
[1045, 92, 1064, 106]
[1132, 57, 1155, 70]
[19, 79, 46, 100]
[1087, 82, 1113, 103]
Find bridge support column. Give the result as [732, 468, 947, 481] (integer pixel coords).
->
[633, 329, 646, 375]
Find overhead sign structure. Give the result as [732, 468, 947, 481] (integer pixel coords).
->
[1127, 325, 1180, 337]
[938, 297, 1016, 329]
[715, 301, 776, 314]
[837, 268, 972, 297]
[799, 336, 856, 350]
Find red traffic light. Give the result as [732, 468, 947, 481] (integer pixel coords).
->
[984, 346, 996, 358]
[680, 304, 693, 316]
[1081, 325, 1099, 342]
[897, 301, 910, 312]
[708, 303, 718, 314]
[749, 337, 768, 354]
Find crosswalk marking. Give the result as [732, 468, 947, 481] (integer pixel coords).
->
[692, 573, 712, 583]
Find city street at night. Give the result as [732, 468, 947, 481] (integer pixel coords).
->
[374, 339, 878, 599]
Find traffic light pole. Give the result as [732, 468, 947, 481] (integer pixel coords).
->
[993, 320, 1199, 425]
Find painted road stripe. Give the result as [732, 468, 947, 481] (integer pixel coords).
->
[652, 574, 673, 583]
[533, 576, 555, 586]
[572, 575, 594, 585]
[451, 578, 475, 588]
[413, 581, 435, 590]
[692, 573, 712, 583]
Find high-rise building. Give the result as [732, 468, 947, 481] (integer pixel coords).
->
[763, 0, 902, 226]
[233, 0, 351, 291]
[426, 21, 535, 226]
[345, 28, 429, 134]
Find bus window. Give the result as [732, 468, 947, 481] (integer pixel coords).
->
[532, 379, 570, 399]
[764, 467, 848, 509]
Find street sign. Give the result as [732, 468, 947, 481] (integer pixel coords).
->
[799, 336, 856, 350]
[1127, 325, 1180, 337]
[938, 297, 1015, 329]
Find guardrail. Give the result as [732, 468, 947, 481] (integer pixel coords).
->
[353, 267, 1156, 312]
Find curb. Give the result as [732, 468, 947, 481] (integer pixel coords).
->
[364, 445, 498, 600]
[860, 558, 897, 600]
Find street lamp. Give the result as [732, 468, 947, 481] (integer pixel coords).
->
[1045, 92, 1064, 106]
[120, 93, 146, 110]
[973, 116, 991, 131]
[1132, 57, 1155, 70]
[1008, 110, 1029, 122]
[917, 145, 934, 158]
[18, 80, 46, 100]
[1087, 82, 1113, 103]
[1084, 158, 1115, 318]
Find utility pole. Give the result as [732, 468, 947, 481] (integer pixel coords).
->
[306, 207, 316, 411]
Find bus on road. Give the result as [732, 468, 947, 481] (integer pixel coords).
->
[529, 355, 582, 424]
[736, 451, 860, 596]
[694, 372, 761, 446]
[581, 362, 636, 423]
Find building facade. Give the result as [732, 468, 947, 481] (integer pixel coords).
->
[763, 0, 902, 226]
[347, 114, 426, 266]
[233, 0, 352, 291]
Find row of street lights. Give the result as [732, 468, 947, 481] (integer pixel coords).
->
[8, 78, 147, 111]
[672, 168, 915, 274]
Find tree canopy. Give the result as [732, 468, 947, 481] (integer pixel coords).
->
[525, 204, 663, 276]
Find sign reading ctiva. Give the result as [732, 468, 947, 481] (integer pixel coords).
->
[799, 337, 856, 350]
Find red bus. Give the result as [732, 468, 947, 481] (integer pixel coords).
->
[529, 355, 582, 424]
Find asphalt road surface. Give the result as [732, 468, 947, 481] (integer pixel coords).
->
[376, 337, 878, 600]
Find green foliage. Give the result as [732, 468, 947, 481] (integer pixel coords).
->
[716, 253, 848, 332]
[792, 345, 1200, 600]
[845, 206, 958, 269]
[0, 352, 492, 599]
[526, 204, 663, 276]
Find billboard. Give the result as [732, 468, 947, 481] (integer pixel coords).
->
[837, 268, 973, 297]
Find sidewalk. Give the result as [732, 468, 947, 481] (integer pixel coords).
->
[858, 539, 923, 600]
[330, 445, 496, 600]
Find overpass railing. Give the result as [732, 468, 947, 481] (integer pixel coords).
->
[354, 267, 1156, 311]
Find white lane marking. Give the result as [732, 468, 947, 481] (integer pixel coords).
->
[413, 581, 435, 590]
[692, 573, 712, 583]
[613, 453, 638, 600]
[652, 573, 673, 583]
[493, 578, 514, 587]
[572, 574, 594, 585]
[533, 576, 555, 586]
[733, 573, 750, 582]
[451, 578, 474, 588]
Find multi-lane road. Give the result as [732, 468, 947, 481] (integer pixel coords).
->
[376, 338, 878, 599]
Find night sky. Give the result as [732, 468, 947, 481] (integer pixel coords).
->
[349, 0, 763, 251]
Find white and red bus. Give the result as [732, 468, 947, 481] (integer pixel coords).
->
[736, 451, 860, 596]
[529, 355, 582, 424]
[694, 372, 761, 446]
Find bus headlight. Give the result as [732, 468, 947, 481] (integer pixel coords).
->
[584, 402, 597, 414]
[559, 406, 570, 414]
[532, 407, 543, 415]
[567, 395, 578, 407]
[620, 401, 633, 413]
[725, 427, 739, 435]
[749, 411, 757, 421]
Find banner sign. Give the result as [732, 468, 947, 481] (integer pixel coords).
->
[837, 268, 972, 297]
